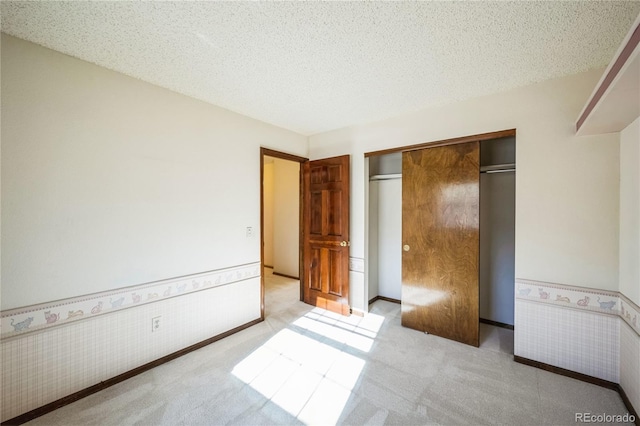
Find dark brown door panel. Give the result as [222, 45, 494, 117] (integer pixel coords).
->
[401, 142, 479, 346]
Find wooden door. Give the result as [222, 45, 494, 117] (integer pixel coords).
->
[401, 142, 480, 346]
[303, 155, 351, 315]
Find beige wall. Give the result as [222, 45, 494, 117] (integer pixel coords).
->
[620, 113, 640, 414]
[272, 158, 300, 278]
[0, 34, 307, 309]
[309, 68, 620, 310]
[263, 162, 275, 267]
[620, 116, 640, 305]
[0, 33, 308, 422]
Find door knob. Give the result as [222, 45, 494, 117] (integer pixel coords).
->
[340, 241, 350, 247]
[403, 245, 410, 252]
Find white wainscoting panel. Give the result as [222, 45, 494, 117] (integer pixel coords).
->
[620, 296, 640, 415]
[514, 279, 623, 383]
[515, 299, 620, 382]
[1, 268, 260, 422]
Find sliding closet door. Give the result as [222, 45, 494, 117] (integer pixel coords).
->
[401, 142, 480, 347]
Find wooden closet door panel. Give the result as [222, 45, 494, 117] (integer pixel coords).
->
[401, 142, 480, 347]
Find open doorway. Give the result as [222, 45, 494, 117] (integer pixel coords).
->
[260, 148, 307, 319]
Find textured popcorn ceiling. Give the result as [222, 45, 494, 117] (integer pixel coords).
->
[2, 1, 639, 135]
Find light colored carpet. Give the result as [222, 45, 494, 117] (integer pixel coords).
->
[27, 269, 632, 425]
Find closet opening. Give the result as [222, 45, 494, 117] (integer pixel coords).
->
[365, 130, 515, 353]
[367, 152, 403, 306]
[260, 148, 306, 320]
[479, 136, 515, 354]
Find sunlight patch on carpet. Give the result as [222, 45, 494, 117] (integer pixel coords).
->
[232, 309, 385, 424]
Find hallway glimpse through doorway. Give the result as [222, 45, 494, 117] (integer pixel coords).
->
[260, 148, 307, 318]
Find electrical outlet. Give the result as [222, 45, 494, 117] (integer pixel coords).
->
[152, 316, 161, 332]
[246, 226, 253, 238]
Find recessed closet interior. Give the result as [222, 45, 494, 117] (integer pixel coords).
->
[479, 136, 515, 327]
[367, 135, 516, 339]
[368, 152, 403, 303]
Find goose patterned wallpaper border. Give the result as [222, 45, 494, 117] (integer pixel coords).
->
[620, 293, 640, 335]
[1, 262, 261, 340]
[516, 278, 640, 336]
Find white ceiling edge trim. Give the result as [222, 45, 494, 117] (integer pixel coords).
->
[576, 48, 640, 136]
[576, 12, 640, 135]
